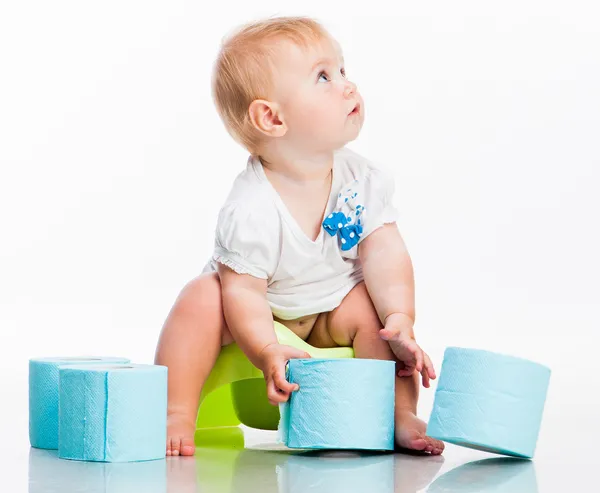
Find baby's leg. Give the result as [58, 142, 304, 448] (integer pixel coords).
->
[154, 272, 233, 457]
[308, 281, 444, 455]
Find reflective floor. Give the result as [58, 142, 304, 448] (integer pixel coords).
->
[22, 423, 593, 492]
[3, 360, 593, 492]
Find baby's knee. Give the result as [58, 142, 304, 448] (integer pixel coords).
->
[328, 284, 381, 343]
[174, 273, 227, 335]
[180, 272, 222, 311]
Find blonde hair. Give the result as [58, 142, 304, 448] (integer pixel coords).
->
[211, 16, 331, 155]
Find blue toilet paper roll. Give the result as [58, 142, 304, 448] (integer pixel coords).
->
[278, 359, 395, 451]
[29, 356, 130, 449]
[427, 347, 551, 458]
[58, 364, 167, 462]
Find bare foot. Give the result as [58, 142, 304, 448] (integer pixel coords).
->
[395, 409, 445, 455]
[167, 412, 196, 457]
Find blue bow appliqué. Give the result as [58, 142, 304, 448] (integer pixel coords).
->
[322, 210, 364, 251]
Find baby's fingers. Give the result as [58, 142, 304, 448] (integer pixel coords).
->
[414, 347, 424, 374]
[402, 340, 423, 373]
[420, 366, 431, 388]
[379, 327, 401, 341]
[418, 353, 435, 388]
[396, 360, 415, 377]
[266, 378, 289, 406]
[273, 368, 298, 395]
[424, 353, 436, 380]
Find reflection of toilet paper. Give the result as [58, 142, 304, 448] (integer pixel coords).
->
[427, 347, 551, 458]
[29, 356, 130, 449]
[28, 447, 167, 493]
[278, 359, 395, 450]
[427, 458, 537, 493]
[58, 364, 167, 462]
[277, 452, 394, 493]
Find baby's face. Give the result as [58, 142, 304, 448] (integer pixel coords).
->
[270, 37, 364, 151]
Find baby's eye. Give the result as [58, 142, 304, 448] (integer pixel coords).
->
[318, 68, 346, 82]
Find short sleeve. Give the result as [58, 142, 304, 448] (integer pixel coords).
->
[357, 166, 399, 242]
[212, 202, 279, 280]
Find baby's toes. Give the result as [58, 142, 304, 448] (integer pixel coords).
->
[425, 436, 445, 455]
[180, 437, 195, 456]
[171, 437, 182, 456]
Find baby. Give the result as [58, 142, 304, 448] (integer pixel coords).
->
[155, 16, 444, 457]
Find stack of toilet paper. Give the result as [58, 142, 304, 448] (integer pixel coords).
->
[29, 356, 167, 463]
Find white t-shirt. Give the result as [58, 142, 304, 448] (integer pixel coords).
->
[202, 146, 398, 320]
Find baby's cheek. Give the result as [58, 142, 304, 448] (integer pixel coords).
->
[290, 99, 337, 139]
[290, 101, 319, 128]
[301, 109, 331, 135]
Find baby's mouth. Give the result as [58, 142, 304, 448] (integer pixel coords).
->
[349, 103, 360, 116]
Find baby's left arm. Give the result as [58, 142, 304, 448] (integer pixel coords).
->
[358, 223, 436, 387]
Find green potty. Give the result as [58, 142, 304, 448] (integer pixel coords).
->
[196, 321, 355, 431]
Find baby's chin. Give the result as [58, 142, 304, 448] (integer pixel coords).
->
[343, 122, 363, 144]
[347, 112, 364, 131]
[335, 120, 364, 146]
[336, 129, 362, 148]
[303, 122, 363, 151]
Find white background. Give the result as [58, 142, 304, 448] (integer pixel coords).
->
[1, 1, 599, 491]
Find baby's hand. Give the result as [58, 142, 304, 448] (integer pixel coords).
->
[258, 343, 311, 406]
[380, 322, 436, 388]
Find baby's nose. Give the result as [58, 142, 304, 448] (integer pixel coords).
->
[343, 80, 357, 98]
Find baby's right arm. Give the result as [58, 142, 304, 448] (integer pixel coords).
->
[217, 263, 310, 405]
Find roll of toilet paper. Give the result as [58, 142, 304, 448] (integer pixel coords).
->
[278, 359, 395, 451]
[58, 364, 167, 462]
[29, 356, 130, 449]
[29, 447, 167, 493]
[427, 347, 551, 458]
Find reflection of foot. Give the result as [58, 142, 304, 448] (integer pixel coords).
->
[394, 453, 445, 492]
[166, 455, 199, 493]
[395, 410, 445, 455]
[167, 412, 196, 456]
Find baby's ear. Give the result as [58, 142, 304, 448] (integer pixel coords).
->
[248, 99, 287, 137]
